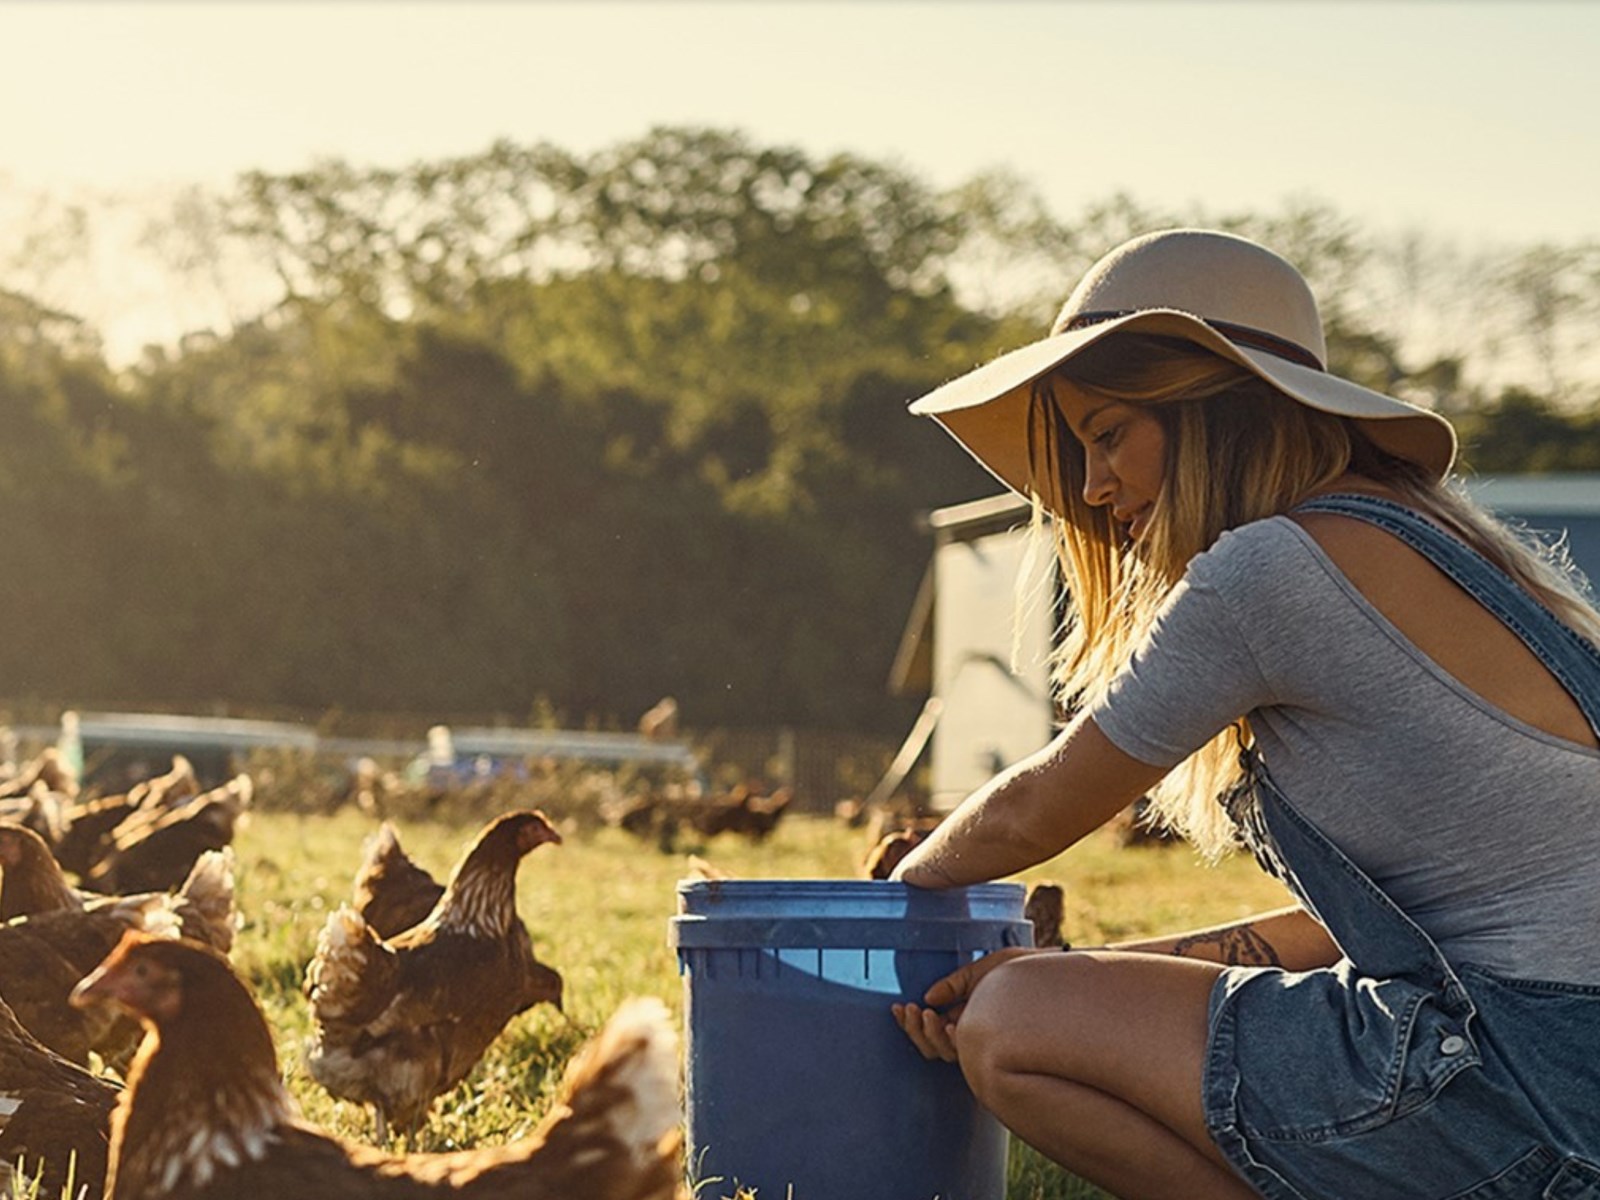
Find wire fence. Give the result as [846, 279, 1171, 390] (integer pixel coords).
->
[689, 726, 903, 812]
[3, 709, 909, 815]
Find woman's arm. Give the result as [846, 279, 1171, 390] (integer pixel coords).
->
[885, 703, 1341, 968]
[1099, 904, 1340, 971]
[890, 711, 1166, 889]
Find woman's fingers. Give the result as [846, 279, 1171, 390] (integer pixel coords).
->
[891, 1002, 960, 1062]
[894, 947, 1039, 1060]
[924, 945, 1035, 1007]
[921, 968, 970, 1009]
[919, 1005, 959, 1061]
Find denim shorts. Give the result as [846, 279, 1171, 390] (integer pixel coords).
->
[1202, 961, 1600, 1199]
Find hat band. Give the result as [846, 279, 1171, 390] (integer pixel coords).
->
[1063, 309, 1325, 372]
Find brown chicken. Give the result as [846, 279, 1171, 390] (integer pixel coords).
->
[0, 930, 100, 1067]
[1112, 796, 1183, 848]
[0, 823, 238, 953]
[685, 784, 793, 842]
[1024, 882, 1066, 950]
[54, 792, 143, 880]
[731, 786, 792, 841]
[163, 849, 239, 956]
[0, 821, 82, 919]
[0, 786, 69, 858]
[0, 890, 175, 1065]
[119, 755, 201, 816]
[863, 828, 927, 879]
[73, 934, 682, 1200]
[305, 810, 566, 1139]
[0, 848, 232, 1068]
[86, 774, 251, 895]
[54, 756, 201, 879]
[0, 748, 79, 805]
[0, 991, 118, 1197]
[350, 823, 444, 940]
[0, 747, 78, 855]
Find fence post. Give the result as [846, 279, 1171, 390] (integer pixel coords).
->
[776, 727, 797, 789]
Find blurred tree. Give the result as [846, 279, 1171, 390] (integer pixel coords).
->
[1456, 386, 1600, 474]
[0, 298, 136, 700]
[1496, 242, 1596, 403]
[3, 133, 1595, 739]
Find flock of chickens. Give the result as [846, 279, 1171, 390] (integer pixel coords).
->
[0, 751, 684, 1200]
[0, 737, 1121, 1200]
[603, 780, 794, 852]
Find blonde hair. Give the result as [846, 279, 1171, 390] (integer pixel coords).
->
[1027, 334, 1600, 859]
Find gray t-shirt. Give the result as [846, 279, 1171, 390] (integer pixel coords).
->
[1092, 516, 1600, 984]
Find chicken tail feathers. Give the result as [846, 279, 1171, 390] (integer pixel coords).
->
[516, 997, 684, 1199]
[175, 847, 238, 954]
[88, 889, 184, 940]
[362, 822, 404, 867]
[304, 904, 397, 1022]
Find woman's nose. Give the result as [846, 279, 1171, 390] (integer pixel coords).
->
[1082, 451, 1115, 508]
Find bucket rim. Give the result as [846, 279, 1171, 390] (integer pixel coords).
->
[674, 878, 1026, 898]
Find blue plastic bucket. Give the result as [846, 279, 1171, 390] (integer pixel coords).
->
[670, 879, 1031, 1200]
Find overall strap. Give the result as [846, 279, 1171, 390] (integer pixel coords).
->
[1293, 492, 1600, 739]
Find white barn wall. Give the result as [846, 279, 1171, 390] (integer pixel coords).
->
[928, 521, 1054, 812]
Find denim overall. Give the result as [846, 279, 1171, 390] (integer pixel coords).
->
[1203, 493, 1600, 1199]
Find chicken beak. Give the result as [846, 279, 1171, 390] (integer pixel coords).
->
[521, 819, 562, 851]
[69, 962, 122, 1011]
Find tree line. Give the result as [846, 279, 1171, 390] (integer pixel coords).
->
[1, 128, 1596, 736]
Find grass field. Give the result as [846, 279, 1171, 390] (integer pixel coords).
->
[35, 791, 1298, 1198]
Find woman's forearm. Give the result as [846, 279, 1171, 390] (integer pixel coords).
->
[1102, 904, 1340, 970]
[892, 714, 1165, 888]
[887, 774, 1053, 889]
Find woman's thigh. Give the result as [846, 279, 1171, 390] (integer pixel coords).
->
[957, 949, 1229, 1166]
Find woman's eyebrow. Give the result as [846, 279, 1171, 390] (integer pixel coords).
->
[1071, 401, 1115, 440]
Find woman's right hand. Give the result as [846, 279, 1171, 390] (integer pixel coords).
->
[891, 946, 1041, 1062]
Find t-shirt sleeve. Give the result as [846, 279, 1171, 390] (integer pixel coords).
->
[1089, 532, 1279, 768]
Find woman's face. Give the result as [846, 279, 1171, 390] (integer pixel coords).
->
[1056, 388, 1169, 542]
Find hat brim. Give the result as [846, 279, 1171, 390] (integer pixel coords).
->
[911, 309, 1457, 505]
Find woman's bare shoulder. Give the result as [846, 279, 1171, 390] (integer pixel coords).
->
[1286, 493, 1599, 750]
[1287, 508, 1398, 565]
[1284, 492, 1444, 596]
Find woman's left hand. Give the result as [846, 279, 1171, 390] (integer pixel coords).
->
[891, 946, 1040, 1062]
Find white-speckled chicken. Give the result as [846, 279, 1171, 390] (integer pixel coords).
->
[304, 810, 565, 1139]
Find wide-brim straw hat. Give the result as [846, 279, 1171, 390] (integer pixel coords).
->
[910, 228, 1457, 506]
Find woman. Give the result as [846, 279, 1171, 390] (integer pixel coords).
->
[889, 229, 1600, 1199]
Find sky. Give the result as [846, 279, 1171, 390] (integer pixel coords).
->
[2, 0, 1598, 359]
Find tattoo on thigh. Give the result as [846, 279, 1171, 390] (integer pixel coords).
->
[1171, 927, 1282, 966]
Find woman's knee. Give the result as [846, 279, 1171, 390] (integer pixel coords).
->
[960, 950, 1225, 1145]
[956, 954, 1058, 1099]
